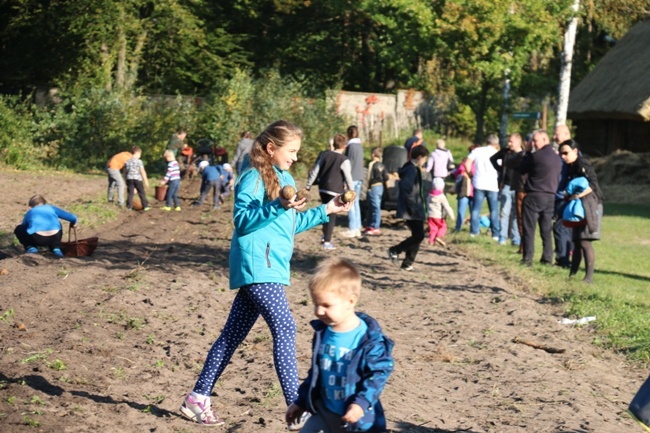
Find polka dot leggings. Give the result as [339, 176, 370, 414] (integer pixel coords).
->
[193, 283, 299, 406]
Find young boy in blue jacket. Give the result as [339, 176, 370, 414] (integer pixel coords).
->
[286, 257, 394, 432]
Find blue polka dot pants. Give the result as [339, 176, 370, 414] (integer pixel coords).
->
[193, 283, 299, 406]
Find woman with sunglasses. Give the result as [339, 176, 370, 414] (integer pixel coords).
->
[558, 139, 604, 283]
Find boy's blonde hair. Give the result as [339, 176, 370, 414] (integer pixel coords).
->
[163, 149, 174, 160]
[309, 257, 361, 299]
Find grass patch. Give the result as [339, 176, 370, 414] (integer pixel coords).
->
[452, 202, 650, 363]
[66, 200, 119, 230]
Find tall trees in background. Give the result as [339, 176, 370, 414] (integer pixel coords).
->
[1, 0, 648, 139]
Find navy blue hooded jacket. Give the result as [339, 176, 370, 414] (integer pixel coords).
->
[295, 313, 394, 432]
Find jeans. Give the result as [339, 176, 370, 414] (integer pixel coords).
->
[470, 189, 499, 236]
[553, 200, 573, 266]
[455, 196, 472, 231]
[198, 179, 222, 207]
[347, 180, 363, 230]
[107, 167, 126, 205]
[367, 185, 383, 229]
[499, 185, 519, 244]
[166, 179, 180, 207]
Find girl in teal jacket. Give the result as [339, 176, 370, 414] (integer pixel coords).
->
[180, 120, 352, 427]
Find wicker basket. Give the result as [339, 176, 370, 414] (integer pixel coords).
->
[61, 226, 99, 257]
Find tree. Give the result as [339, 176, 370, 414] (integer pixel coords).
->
[0, 0, 250, 94]
[556, 0, 580, 127]
[427, 0, 572, 142]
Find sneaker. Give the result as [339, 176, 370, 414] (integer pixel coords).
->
[52, 248, 64, 258]
[26, 247, 39, 254]
[492, 236, 499, 242]
[387, 248, 398, 261]
[212, 205, 221, 210]
[498, 237, 506, 246]
[179, 394, 225, 426]
[288, 412, 311, 431]
[162, 206, 172, 211]
[322, 242, 336, 250]
[435, 237, 447, 247]
[400, 264, 414, 271]
[340, 228, 361, 238]
[365, 227, 381, 236]
[143, 207, 151, 211]
[174, 206, 182, 211]
[320, 235, 325, 244]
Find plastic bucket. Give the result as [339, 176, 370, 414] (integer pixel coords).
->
[155, 185, 168, 201]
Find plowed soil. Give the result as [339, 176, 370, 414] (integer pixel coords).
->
[0, 169, 644, 433]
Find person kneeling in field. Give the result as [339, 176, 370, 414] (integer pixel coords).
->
[286, 257, 394, 432]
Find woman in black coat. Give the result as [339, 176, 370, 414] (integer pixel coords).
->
[558, 140, 604, 283]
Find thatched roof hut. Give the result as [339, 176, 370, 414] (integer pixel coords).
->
[568, 18, 650, 155]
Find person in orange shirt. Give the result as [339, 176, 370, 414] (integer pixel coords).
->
[106, 148, 134, 207]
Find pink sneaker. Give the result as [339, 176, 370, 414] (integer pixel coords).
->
[179, 394, 224, 426]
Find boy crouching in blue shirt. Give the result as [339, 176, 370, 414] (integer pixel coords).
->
[286, 257, 394, 432]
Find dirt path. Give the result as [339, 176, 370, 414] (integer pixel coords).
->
[0, 170, 644, 433]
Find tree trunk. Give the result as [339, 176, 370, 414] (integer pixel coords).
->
[115, 25, 127, 91]
[473, 80, 491, 144]
[556, 0, 580, 127]
[100, 43, 113, 92]
[125, 31, 148, 91]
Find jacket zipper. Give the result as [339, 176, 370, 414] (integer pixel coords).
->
[265, 242, 271, 268]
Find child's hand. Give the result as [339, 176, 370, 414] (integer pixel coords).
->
[285, 403, 305, 426]
[279, 195, 307, 211]
[341, 403, 363, 424]
[325, 194, 353, 215]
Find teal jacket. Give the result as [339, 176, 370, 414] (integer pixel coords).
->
[229, 167, 329, 289]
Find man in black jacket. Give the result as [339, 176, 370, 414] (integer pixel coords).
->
[519, 130, 563, 266]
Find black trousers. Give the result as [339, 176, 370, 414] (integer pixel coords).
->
[127, 179, 148, 209]
[392, 219, 425, 268]
[319, 192, 338, 243]
[522, 193, 555, 264]
[14, 225, 63, 251]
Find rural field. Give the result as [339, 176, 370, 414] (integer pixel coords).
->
[0, 168, 646, 433]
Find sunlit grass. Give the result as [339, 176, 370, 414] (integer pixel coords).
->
[452, 202, 650, 363]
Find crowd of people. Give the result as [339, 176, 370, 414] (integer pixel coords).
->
[13, 120, 604, 432]
[449, 126, 603, 283]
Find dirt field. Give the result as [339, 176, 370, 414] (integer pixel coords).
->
[0, 169, 645, 433]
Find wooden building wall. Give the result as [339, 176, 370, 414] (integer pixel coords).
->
[574, 119, 650, 156]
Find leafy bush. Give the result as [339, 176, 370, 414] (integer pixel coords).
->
[0, 69, 347, 174]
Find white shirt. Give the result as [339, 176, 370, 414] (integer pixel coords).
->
[468, 146, 499, 192]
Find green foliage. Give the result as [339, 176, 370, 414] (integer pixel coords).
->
[0, 68, 342, 173]
[1, 0, 648, 144]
